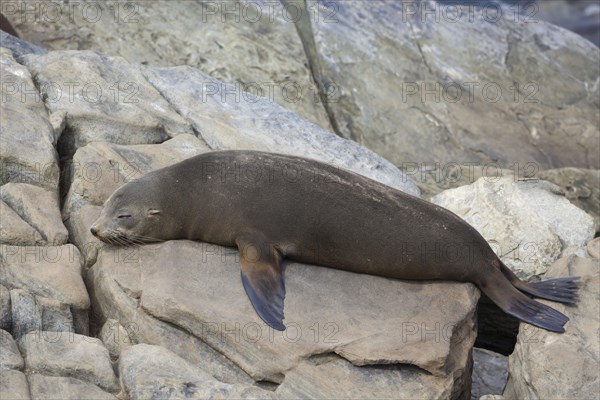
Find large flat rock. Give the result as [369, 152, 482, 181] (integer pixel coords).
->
[91, 240, 478, 398]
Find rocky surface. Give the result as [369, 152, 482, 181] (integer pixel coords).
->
[0, 370, 30, 400]
[0, 49, 58, 191]
[471, 348, 508, 400]
[21, 50, 195, 158]
[5, 0, 332, 130]
[0, 329, 24, 370]
[0, 183, 68, 245]
[142, 65, 418, 195]
[90, 240, 477, 398]
[294, 0, 599, 170]
[28, 375, 117, 400]
[18, 331, 119, 392]
[1, 5, 598, 399]
[432, 177, 595, 280]
[503, 254, 600, 399]
[119, 344, 274, 400]
[99, 318, 134, 358]
[6, 1, 599, 172]
[538, 168, 600, 233]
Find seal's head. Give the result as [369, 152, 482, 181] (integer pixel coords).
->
[90, 180, 175, 246]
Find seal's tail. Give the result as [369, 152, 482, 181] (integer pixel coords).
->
[482, 270, 570, 333]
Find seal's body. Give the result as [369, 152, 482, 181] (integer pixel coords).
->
[92, 151, 579, 332]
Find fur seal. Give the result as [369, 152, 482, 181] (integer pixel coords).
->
[91, 150, 579, 333]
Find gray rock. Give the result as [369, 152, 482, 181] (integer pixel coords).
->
[293, 0, 599, 170]
[432, 177, 595, 280]
[534, 0, 600, 46]
[479, 396, 505, 400]
[10, 289, 42, 340]
[21, 50, 195, 157]
[4, 1, 331, 130]
[63, 204, 103, 269]
[119, 344, 274, 400]
[0, 183, 68, 245]
[0, 370, 30, 400]
[143, 66, 420, 196]
[28, 374, 117, 400]
[87, 250, 257, 386]
[0, 284, 11, 331]
[0, 245, 89, 310]
[471, 348, 508, 400]
[38, 297, 73, 333]
[588, 237, 600, 259]
[0, 329, 24, 370]
[503, 256, 599, 399]
[93, 240, 477, 397]
[0, 49, 58, 191]
[0, 30, 47, 59]
[275, 353, 455, 399]
[18, 331, 119, 392]
[538, 168, 600, 233]
[99, 319, 133, 358]
[0, 199, 42, 245]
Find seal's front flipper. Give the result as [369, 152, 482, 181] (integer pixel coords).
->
[236, 236, 286, 331]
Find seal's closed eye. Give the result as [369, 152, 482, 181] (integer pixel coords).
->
[118, 214, 132, 219]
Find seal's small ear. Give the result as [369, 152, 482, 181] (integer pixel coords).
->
[236, 234, 286, 331]
[148, 209, 161, 215]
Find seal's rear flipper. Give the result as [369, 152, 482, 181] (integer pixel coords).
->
[498, 262, 580, 304]
[484, 275, 570, 333]
[514, 277, 580, 304]
[236, 236, 286, 331]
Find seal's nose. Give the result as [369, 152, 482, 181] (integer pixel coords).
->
[90, 226, 98, 235]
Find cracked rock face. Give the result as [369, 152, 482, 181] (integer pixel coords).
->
[295, 0, 599, 171]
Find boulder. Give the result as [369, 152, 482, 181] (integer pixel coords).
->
[588, 237, 600, 259]
[275, 353, 455, 399]
[21, 50, 195, 157]
[0, 370, 30, 400]
[91, 240, 478, 398]
[0, 183, 68, 245]
[538, 168, 600, 233]
[0, 284, 10, 331]
[99, 319, 134, 358]
[0, 49, 58, 191]
[0, 245, 89, 310]
[0, 329, 24, 370]
[9, 289, 42, 340]
[18, 331, 119, 392]
[0, 200, 41, 246]
[291, 0, 599, 170]
[432, 177, 595, 280]
[119, 344, 274, 400]
[28, 375, 117, 400]
[503, 255, 599, 399]
[4, 0, 331, 129]
[471, 348, 508, 399]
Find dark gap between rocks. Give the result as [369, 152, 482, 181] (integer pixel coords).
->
[475, 294, 519, 356]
